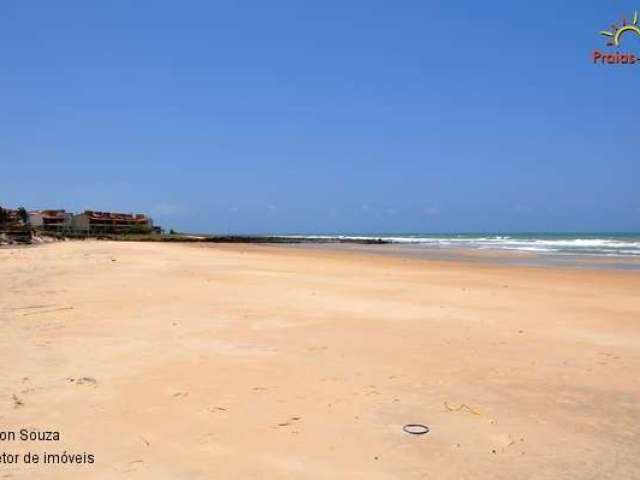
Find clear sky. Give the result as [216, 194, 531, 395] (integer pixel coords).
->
[1, 1, 638, 234]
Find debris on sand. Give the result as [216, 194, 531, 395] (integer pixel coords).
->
[12, 394, 24, 408]
[403, 424, 430, 435]
[206, 406, 228, 413]
[76, 377, 97, 385]
[274, 416, 302, 429]
[7, 305, 56, 311]
[444, 401, 481, 416]
[67, 377, 97, 386]
[22, 306, 74, 316]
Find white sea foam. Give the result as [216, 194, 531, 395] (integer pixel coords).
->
[285, 234, 640, 257]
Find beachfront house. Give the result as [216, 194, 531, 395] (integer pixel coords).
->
[71, 210, 153, 234]
[28, 210, 73, 232]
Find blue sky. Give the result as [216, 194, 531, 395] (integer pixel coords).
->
[1, 1, 638, 233]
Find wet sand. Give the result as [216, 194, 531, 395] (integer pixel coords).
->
[282, 242, 640, 271]
[1, 240, 639, 479]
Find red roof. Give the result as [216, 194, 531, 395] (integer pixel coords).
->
[31, 210, 68, 220]
[84, 210, 149, 223]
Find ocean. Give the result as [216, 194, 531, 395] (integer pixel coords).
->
[288, 233, 640, 258]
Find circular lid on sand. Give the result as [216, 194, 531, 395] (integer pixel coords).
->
[403, 424, 430, 435]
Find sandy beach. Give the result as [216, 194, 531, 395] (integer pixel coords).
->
[1, 240, 639, 479]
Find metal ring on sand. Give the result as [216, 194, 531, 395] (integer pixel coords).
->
[403, 424, 430, 435]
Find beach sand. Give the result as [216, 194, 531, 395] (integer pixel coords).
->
[1, 241, 639, 479]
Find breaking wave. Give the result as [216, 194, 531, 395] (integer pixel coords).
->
[289, 234, 640, 257]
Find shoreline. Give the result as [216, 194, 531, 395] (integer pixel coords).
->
[7, 235, 640, 272]
[6, 230, 640, 271]
[268, 242, 640, 272]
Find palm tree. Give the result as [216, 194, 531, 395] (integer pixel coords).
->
[17, 207, 29, 225]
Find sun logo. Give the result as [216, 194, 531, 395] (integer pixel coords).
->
[600, 11, 640, 47]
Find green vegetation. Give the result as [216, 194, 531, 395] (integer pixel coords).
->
[0, 206, 32, 244]
[17, 207, 28, 224]
[0, 206, 29, 227]
[122, 225, 153, 234]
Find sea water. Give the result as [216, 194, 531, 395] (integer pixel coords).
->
[288, 233, 640, 257]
